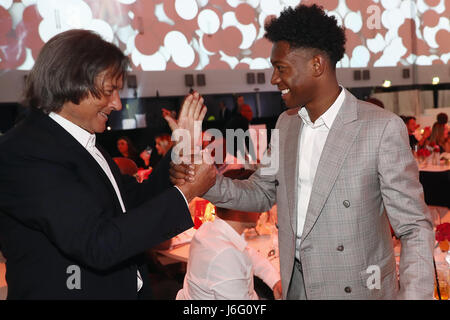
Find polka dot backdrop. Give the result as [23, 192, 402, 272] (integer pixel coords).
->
[0, 0, 448, 70]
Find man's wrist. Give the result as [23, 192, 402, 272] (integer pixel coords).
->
[174, 185, 190, 207]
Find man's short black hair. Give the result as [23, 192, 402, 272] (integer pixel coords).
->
[264, 4, 346, 67]
[404, 116, 416, 124]
[437, 112, 448, 124]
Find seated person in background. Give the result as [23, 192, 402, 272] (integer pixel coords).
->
[436, 112, 448, 125]
[426, 122, 449, 153]
[436, 112, 450, 152]
[365, 97, 384, 109]
[116, 136, 145, 168]
[155, 133, 174, 157]
[404, 116, 429, 150]
[176, 169, 282, 300]
[139, 133, 173, 171]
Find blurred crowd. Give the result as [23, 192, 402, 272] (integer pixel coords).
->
[401, 112, 450, 155]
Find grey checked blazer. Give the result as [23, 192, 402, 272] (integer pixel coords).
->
[204, 88, 435, 299]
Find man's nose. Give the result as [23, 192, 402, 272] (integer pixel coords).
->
[271, 71, 280, 85]
[110, 90, 122, 111]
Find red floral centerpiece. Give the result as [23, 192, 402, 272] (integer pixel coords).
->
[435, 222, 450, 252]
[417, 148, 431, 157]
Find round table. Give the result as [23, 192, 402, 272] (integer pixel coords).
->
[418, 162, 450, 208]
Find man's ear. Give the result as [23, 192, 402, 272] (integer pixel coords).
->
[311, 54, 326, 77]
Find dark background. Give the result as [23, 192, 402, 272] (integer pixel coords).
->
[1, 83, 448, 157]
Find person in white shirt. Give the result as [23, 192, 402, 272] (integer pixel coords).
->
[177, 169, 282, 300]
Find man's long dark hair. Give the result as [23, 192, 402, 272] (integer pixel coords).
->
[23, 29, 129, 113]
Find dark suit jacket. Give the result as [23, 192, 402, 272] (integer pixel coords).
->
[0, 110, 193, 299]
[218, 107, 231, 122]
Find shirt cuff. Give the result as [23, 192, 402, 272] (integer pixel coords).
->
[174, 186, 189, 208]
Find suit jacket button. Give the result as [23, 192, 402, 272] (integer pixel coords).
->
[345, 287, 352, 293]
[343, 200, 350, 208]
[337, 245, 344, 252]
[274, 179, 279, 186]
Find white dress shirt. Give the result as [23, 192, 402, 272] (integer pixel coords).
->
[176, 217, 280, 300]
[48, 112, 143, 291]
[295, 88, 345, 260]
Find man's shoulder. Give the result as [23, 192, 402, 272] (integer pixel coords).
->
[0, 111, 62, 159]
[355, 98, 400, 123]
[0, 118, 31, 152]
[192, 222, 244, 256]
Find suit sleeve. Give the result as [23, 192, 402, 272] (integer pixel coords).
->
[0, 151, 193, 272]
[377, 116, 435, 299]
[203, 113, 285, 212]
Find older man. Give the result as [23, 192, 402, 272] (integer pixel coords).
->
[0, 29, 215, 299]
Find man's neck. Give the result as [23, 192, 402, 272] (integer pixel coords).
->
[305, 81, 341, 123]
[222, 219, 247, 235]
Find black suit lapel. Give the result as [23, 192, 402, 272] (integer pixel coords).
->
[31, 111, 126, 214]
[96, 143, 129, 212]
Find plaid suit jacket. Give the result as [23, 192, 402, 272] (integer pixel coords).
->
[204, 88, 435, 299]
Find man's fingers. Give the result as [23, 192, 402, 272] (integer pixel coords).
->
[170, 170, 194, 184]
[193, 97, 204, 120]
[198, 105, 207, 122]
[164, 115, 178, 132]
[170, 162, 195, 179]
[187, 92, 199, 119]
[171, 177, 186, 186]
[179, 94, 193, 119]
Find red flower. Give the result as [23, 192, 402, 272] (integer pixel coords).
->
[435, 223, 450, 242]
[417, 148, 431, 157]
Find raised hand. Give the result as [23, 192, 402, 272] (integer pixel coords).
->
[164, 91, 207, 154]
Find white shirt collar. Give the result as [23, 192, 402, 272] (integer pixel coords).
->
[49, 112, 96, 150]
[298, 86, 346, 129]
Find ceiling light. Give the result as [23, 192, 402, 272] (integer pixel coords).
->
[432, 77, 440, 85]
[382, 80, 391, 88]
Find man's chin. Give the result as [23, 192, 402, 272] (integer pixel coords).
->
[94, 123, 107, 133]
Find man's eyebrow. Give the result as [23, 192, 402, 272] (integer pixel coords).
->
[271, 59, 287, 66]
[104, 84, 123, 90]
